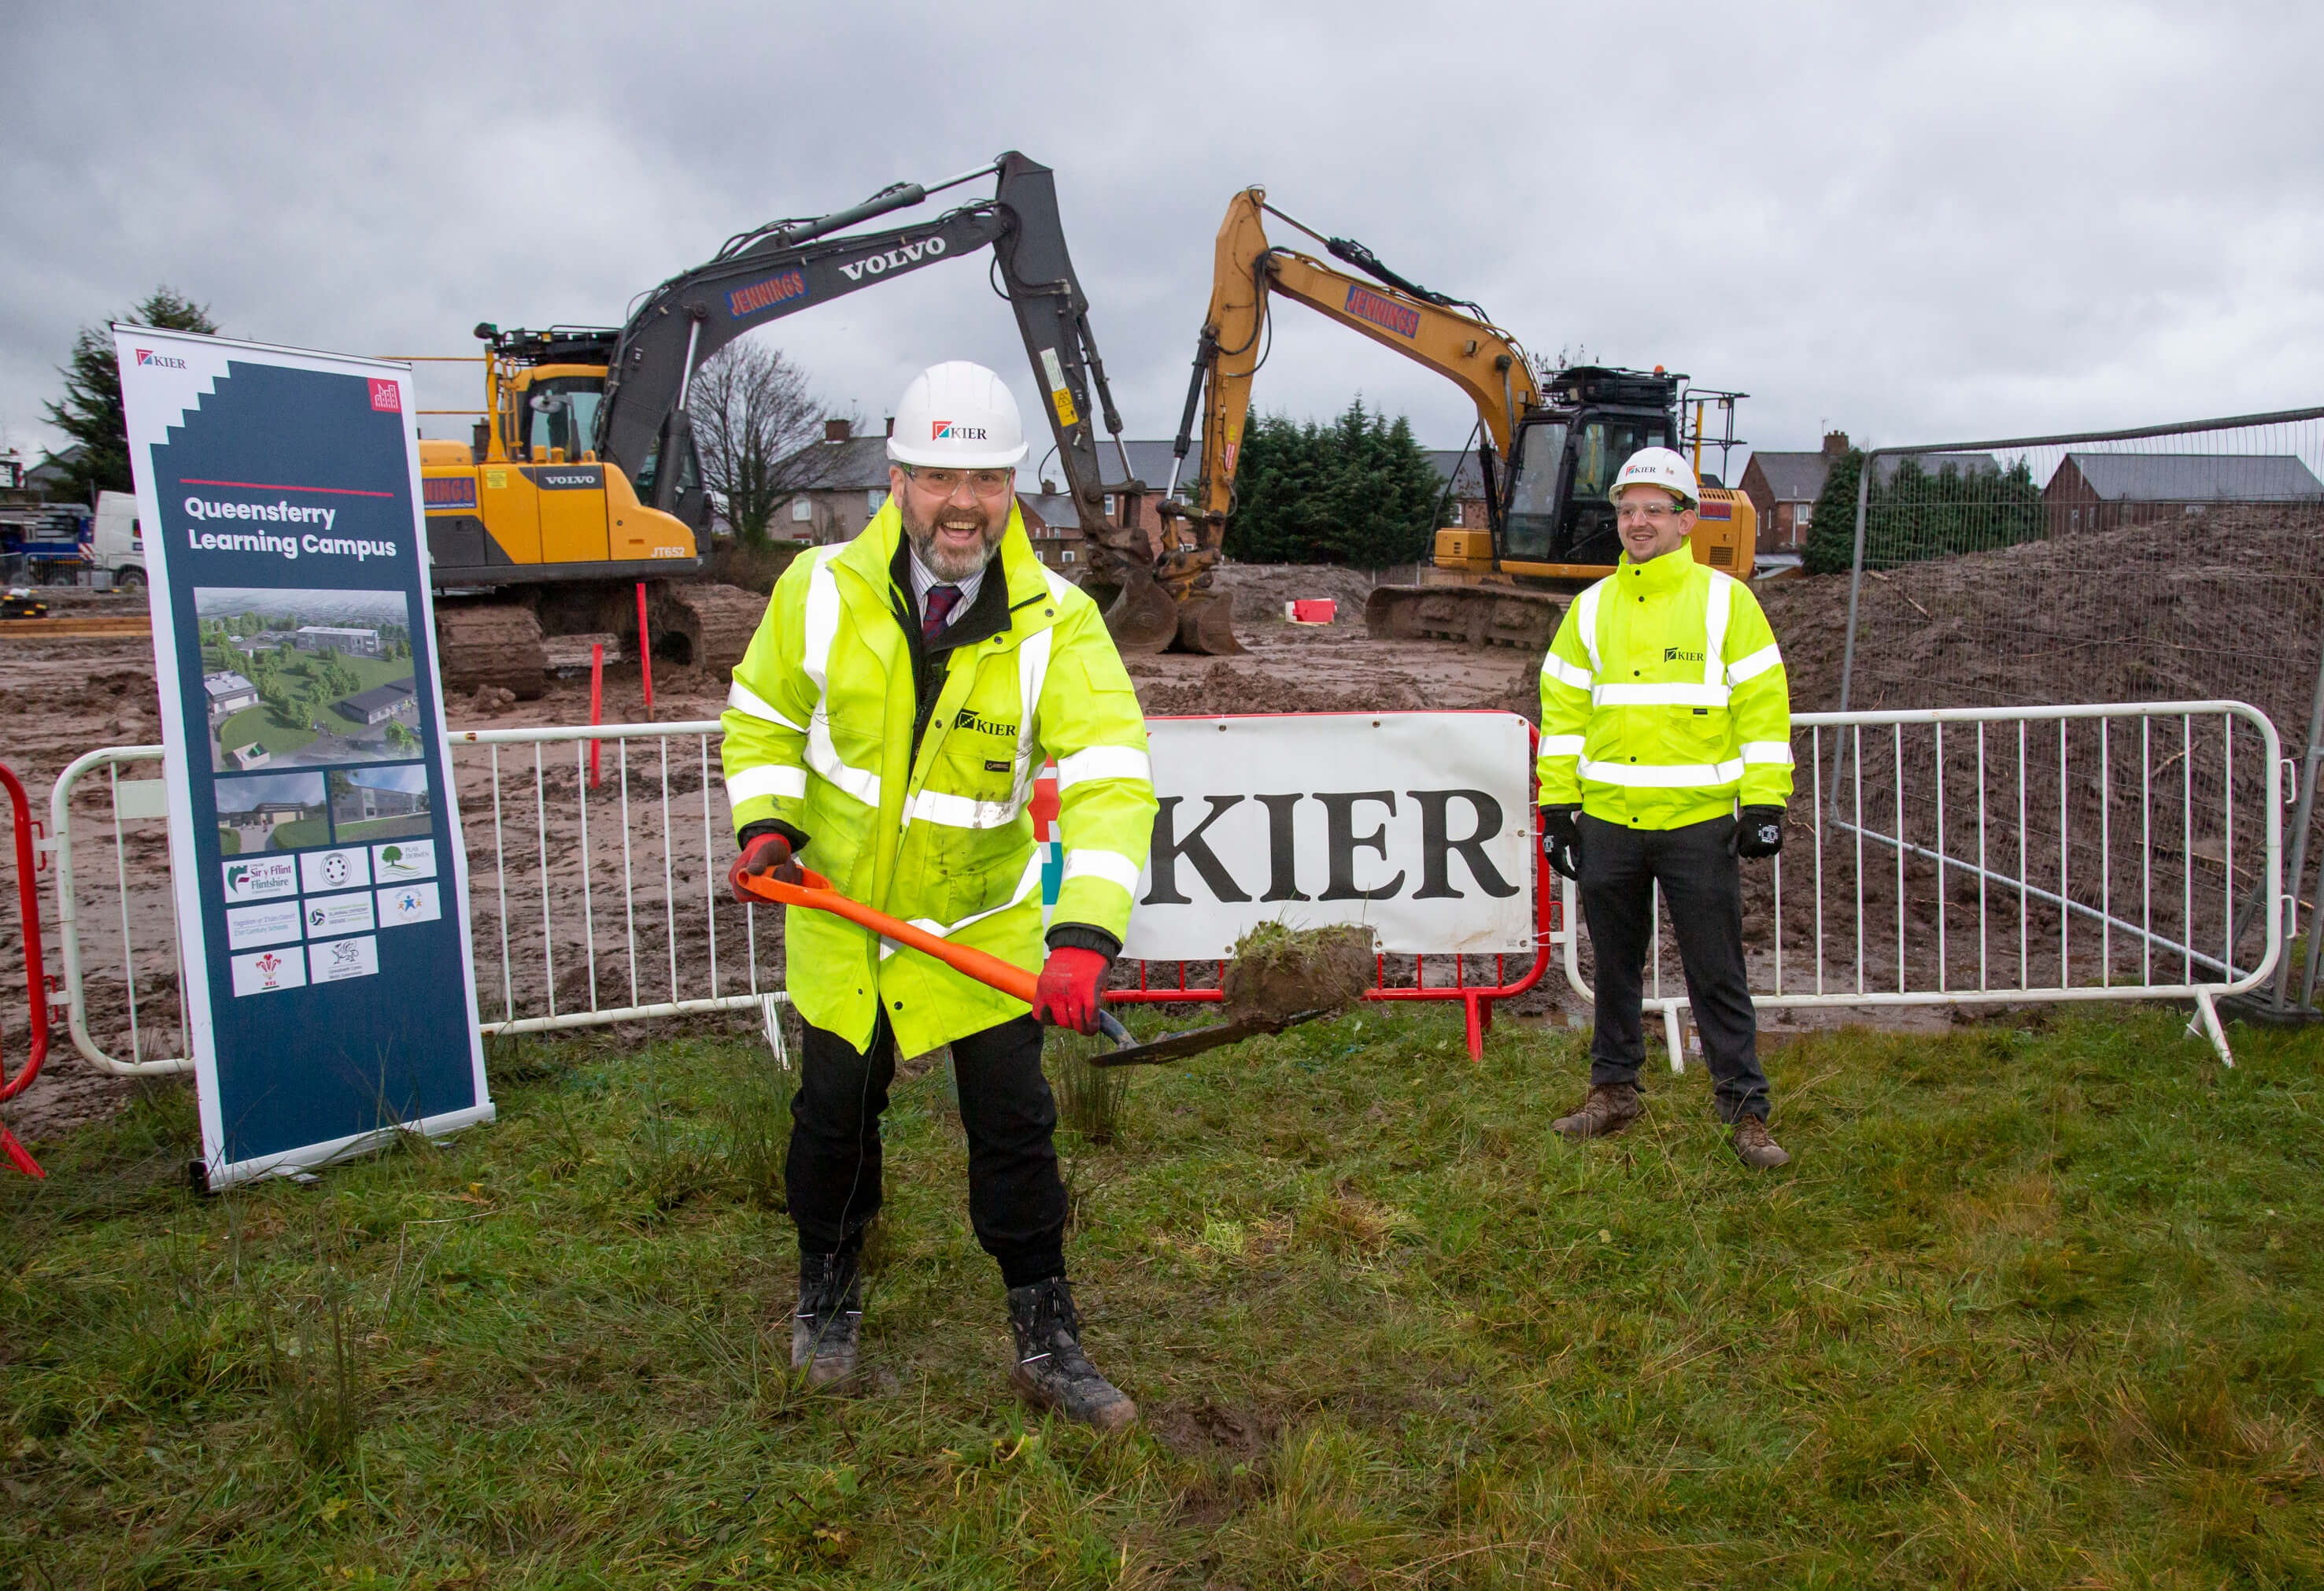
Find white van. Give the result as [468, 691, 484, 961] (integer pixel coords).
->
[91, 490, 146, 590]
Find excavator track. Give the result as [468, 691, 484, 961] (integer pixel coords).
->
[652, 582, 767, 676]
[435, 602, 549, 701]
[1363, 584, 1565, 652]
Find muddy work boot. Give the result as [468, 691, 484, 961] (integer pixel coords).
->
[1552, 1082, 1642, 1140]
[792, 1252, 862, 1387]
[1006, 1278, 1137, 1432]
[1730, 1114, 1791, 1169]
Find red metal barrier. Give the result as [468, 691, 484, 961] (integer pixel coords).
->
[1107, 718, 1557, 1061]
[0, 762, 50, 1178]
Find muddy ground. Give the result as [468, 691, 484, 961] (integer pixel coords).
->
[16, 532, 2292, 1147]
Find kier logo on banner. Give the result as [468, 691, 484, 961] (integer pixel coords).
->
[369, 378, 401, 413]
[135, 349, 189, 369]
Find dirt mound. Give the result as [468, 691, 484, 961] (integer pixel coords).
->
[1221, 922, 1376, 1025]
[1206, 563, 1386, 625]
[1135, 659, 1429, 717]
[1756, 508, 2324, 723]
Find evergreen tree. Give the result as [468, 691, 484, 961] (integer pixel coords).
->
[42, 287, 218, 502]
[1806, 449, 2045, 575]
[1222, 398, 1443, 568]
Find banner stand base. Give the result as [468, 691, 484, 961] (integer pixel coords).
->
[194, 1102, 497, 1193]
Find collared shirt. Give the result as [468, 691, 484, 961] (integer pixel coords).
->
[905, 542, 988, 620]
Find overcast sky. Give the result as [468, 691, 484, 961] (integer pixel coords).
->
[6, 1, 2322, 481]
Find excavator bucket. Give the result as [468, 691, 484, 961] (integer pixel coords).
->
[1173, 592, 1244, 655]
[1099, 570, 1184, 655]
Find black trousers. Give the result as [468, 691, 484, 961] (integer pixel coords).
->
[788, 1011, 1068, 1289]
[1580, 812, 1771, 1122]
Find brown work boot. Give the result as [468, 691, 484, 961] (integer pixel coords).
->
[1731, 1114, 1790, 1169]
[1552, 1082, 1642, 1140]
[793, 1252, 862, 1387]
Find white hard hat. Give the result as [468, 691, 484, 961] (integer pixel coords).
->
[885, 361, 1029, 469]
[1609, 446, 1701, 509]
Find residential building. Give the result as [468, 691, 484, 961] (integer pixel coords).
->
[1739, 433, 1848, 553]
[2045, 453, 2324, 535]
[1423, 450, 1491, 531]
[1015, 494, 1090, 575]
[294, 624, 382, 657]
[202, 671, 259, 716]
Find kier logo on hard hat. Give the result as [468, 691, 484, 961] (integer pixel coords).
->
[134, 349, 189, 370]
[930, 420, 990, 442]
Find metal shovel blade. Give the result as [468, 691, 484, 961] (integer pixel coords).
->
[1086, 1007, 1334, 1067]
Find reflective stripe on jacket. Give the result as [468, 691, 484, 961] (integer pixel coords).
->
[720, 500, 1157, 1056]
[1535, 548, 1794, 830]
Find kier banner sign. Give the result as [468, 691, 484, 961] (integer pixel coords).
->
[1120, 712, 1537, 963]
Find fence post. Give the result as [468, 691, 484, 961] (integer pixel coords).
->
[1, 763, 50, 1178]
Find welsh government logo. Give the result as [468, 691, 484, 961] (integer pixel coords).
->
[930, 420, 989, 442]
[134, 349, 188, 370]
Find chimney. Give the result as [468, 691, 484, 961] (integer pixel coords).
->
[1823, 430, 1850, 458]
[884, 416, 895, 438]
[823, 418, 852, 444]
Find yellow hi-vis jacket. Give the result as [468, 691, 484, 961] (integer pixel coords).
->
[1536, 547, 1794, 830]
[720, 501, 1157, 1057]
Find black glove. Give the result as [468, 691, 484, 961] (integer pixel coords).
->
[1540, 805, 1583, 881]
[1733, 805, 1785, 859]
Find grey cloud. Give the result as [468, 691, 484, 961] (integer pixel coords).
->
[6, 1, 2323, 475]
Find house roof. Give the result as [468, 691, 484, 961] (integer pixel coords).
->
[2060, 452, 2324, 502]
[785, 435, 894, 490]
[1746, 451, 1833, 503]
[342, 679, 416, 716]
[1015, 494, 1087, 537]
[204, 672, 256, 698]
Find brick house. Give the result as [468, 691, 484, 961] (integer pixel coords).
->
[1739, 432, 1849, 553]
[2045, 453, 2324, 535]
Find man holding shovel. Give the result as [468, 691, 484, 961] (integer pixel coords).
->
[1536, 447, 1795, 1168]
[720, 361, 1157, 1428]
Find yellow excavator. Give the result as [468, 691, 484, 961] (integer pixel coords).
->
[1156, 187, 1757, 651]
[416, 152, 1193, 694]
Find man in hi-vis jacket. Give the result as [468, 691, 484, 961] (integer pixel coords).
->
[1535, 446, 1795, 1168]
[721, 361, 1157, 1427]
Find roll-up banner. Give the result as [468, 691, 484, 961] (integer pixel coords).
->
[1121, 712, 1537, 963]
[112, 326, 491, 1190]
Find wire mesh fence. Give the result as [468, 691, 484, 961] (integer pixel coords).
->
[1833, 407, 2324, 1008]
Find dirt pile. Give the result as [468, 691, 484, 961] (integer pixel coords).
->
[1756, 509, 2324, 724]
[1220, 922, 1376, 1025]
[1206, 563, 1387, 626]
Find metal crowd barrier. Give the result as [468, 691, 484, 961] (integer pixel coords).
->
[1565, 701, 2285, 1067]
[42, 701, 2285, 1079]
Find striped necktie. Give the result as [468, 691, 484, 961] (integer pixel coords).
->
[922, 583, 963, 646]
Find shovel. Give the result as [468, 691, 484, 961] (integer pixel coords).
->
[736, 868, 1329, 1066]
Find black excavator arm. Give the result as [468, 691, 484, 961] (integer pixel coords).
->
[593, 152, 1140, 583]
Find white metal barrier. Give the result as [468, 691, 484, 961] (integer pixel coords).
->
[46, 701, 2285, 1079]
[1562, 701, 2285, 1067]
[46, 721, 791, 1079]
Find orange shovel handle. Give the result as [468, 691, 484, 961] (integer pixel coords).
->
[739, 867, 1040, 1005]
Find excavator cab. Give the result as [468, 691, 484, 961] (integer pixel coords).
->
[519, 376, 605, 463]
[1495, 368, 1683, 571]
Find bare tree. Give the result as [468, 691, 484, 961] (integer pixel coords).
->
[688, 341, 848, 546]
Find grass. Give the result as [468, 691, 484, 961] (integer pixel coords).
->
[2, 1005, 2319, 1586]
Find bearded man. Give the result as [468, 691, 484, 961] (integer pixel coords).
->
[719, 361, 1157, 1428]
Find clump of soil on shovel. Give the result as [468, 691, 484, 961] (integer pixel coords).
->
[1220, 923, 1376, 1026]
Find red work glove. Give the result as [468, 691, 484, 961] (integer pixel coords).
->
[1033, 946, 1110, 1034]
[728, 831, 803, 902]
